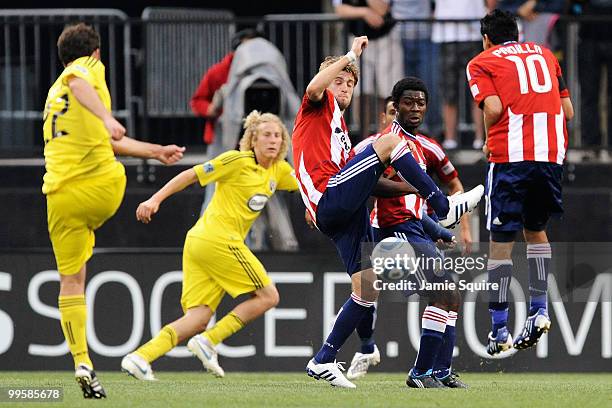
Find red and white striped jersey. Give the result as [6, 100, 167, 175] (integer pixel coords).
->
[467, 41, 570, 164]
[292, 90, 352, 222]
[353, 121, 428, 228]
[414, 133, 458, 184]
[413, 133, 459, 217]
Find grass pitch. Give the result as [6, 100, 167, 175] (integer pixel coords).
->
[1, 371, 611, 408]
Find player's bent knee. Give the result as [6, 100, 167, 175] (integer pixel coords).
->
[373, 133, 402, 161]
[523, 228, 548, 244]
[258, 284, 280, 309]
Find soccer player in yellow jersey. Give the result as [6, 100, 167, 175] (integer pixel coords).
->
[121, 111, 298, 380]
[43, 23, 185, 398]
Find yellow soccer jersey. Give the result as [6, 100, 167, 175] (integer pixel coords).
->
[189, 150, 298, 242]
[42, 56, 121, 194]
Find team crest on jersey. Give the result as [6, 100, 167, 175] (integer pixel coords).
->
[335, 127, 351, 153]
[269, 180, 277, 192]
[203, 162, 214, 173]
[247, 194, 269, 212]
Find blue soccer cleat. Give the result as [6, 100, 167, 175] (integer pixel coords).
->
[513, 308, 551, 350]
[486, 326, 513, 356]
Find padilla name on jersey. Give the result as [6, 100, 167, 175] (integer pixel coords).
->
[292, 89, 352, 224]
[467, 41, 570, 164]
[352, 121, 428, 228]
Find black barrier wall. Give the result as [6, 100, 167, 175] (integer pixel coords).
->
[0, 248, 610, 372]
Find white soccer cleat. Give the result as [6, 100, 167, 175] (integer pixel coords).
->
[346, 345, 381, 380]
[439, 184, 485, 228]
[188, 334, 225, 378]
[121, 353, 157, 381]
[306, 359, 356, 388]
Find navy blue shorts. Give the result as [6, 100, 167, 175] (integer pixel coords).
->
[316, 144, 386, 275]
[485, 162, 563, 233]
[376, 220, 451, 297]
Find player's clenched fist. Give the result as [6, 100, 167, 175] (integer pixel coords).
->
[351, 36, 368, 58]
[136, 198, 160, 224]
[156, 145, 186, 165]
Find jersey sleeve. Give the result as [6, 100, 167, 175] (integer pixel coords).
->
[467, 57, 498, 107]
[553, 56, 570, 98]
[61, 61, 97, 87]
[421, 138, 459, 183]
[193, 150, 247, 186]
[300, 89, 334, 115]
[276, 161, 299, 192]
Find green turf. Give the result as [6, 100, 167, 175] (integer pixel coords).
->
[0, 372, 611, 408]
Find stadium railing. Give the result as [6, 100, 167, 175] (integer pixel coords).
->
[0, 9, 133, 156]
[0, 10, 607, 156]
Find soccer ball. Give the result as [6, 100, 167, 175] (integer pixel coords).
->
[371, 237, 417, 281]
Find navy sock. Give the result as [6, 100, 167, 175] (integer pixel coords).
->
[356, 305, 376, 354]
[389, 141, 449, 217]
[527, 243, 551, 315]
[314, 294, 373, 364]
[433, 312, 457, 379]
[487, 259, 512, 336]
[489, 305, 509, 337]
[413, 329, 445, 376]
[413, 306, 448, 376]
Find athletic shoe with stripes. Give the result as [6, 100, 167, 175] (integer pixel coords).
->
[121, 353, 157, 381]
[436, 370, 469, 389]
[188, 334, 225, 378]
[406, 368, 445, 389]
[306, 359, 356, 388]
[486, 326, 513, 355]
[439, 185, 484, 228]
[75, 364, 106, 399]
[513, 308, 551, 350]
[346, 345, 381, 380]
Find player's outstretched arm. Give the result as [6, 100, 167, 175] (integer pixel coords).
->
[111, 136, 186, 165]
[68, 77, 125, 140]
[305, 36, 368, 102]
[136, 168, 198, 224]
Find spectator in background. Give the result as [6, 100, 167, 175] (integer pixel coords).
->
[573, 0, 612, 151]
[334, 0, 404, 138]
[190, 29, 263, 148]
[433, 0, 493, 150]
[190, 28, 263, 212]
[394, 0, 441, 135]
[494, 0, 565, 46]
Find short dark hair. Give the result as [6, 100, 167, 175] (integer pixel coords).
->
[391, 76, 428, 104]
[57, 23, 100, 66]
[480, 9, 519, 45]
[382, 96, 393, 112]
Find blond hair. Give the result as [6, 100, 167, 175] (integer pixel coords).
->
[239, 110, 290, 162]
[319, 56, 359, 85]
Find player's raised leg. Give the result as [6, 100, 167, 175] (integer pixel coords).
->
[371, 133, 484, 227]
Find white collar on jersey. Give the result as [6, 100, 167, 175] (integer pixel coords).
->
[391, 119, 418, 141]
